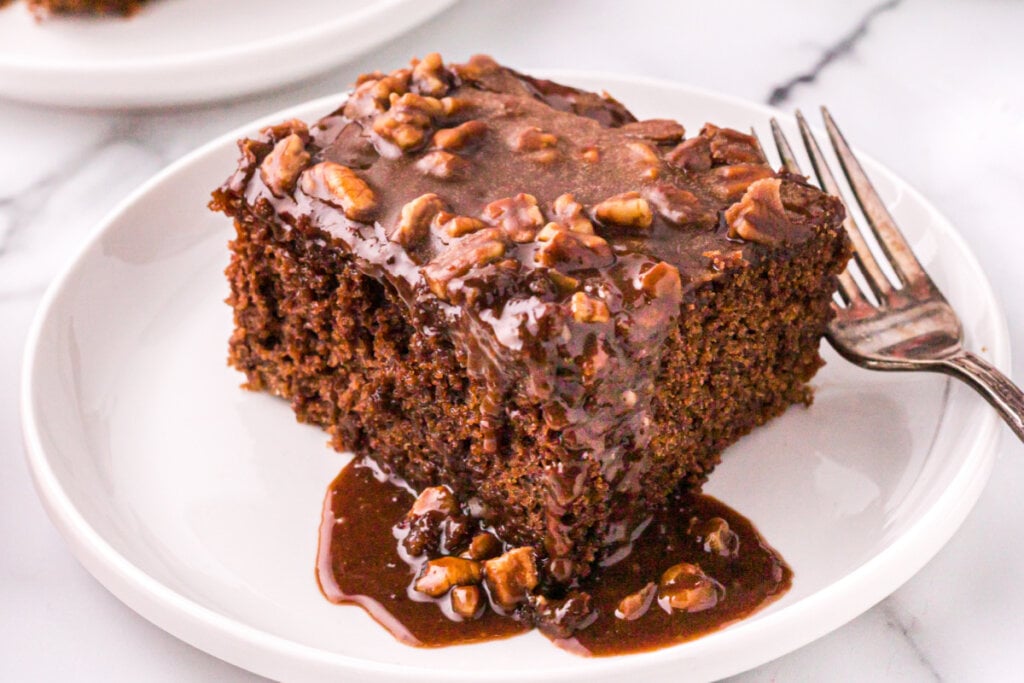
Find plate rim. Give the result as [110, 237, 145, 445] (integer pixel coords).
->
[19, 72, 1011, 681]
[0, 0, 454, 71]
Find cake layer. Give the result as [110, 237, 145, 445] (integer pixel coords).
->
[211, 54, 850, 583]
[26, 0, 144, 16]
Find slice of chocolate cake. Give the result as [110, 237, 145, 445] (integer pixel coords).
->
[211, 54, 850, 588]
[26, 0, 145, 17]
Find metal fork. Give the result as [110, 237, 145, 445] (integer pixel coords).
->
[763, 108, 1024, 442]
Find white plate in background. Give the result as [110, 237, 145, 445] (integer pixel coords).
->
[21, 75, 1008, 681]
[0, 0, 455, 107]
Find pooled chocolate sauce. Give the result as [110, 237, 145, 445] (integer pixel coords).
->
[317, 458, 791, 656]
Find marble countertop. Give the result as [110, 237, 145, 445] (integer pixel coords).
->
[2, 0, 1023, 680]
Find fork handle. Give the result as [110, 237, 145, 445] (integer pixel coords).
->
[942, 352, 1024, 443]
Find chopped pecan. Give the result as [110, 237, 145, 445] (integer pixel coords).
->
[461, 532, 502, 561]
[398, 486, 469, 557]
[552, 193, 594, 234]
[724, 177, 788, 246]
[416, 150, 469, 180]
[615, 582, 657, 621]
[450, 585, 482, 619]
[372, 93, 443, 151]
[622, 139, 663, 179]
[259, 134, 310, 197]
[344, 75, 407, 118]
[703, 123, 766, 165]
[512, 126, 558, 152]
[638, 261, 682, 302]
[432, 120, 488, 151]
[451, 54, 501, 81]
[259, 118, 309, 142]
[390, 91, 444, 117]
[483, 193, 545, 242]
[644, 183, 713, 226]
[435, 212, 487, 238]
[421, 228, 509, 300]
[657, 562, 721, 613]
[625, 140, 660, 166]
[414, 557, 483, 597]
[547, 269, 580, 294]
[581, 146, 600, 163]
[690, 517, 740, 557]
[707, 163, 774, 202]
[391, 193, 446, 248]
[570, 292, 610, 323]
[619, 118, 686, 144]
[410, 486, 460, 517]
[300, 162, 378, 222]
[410, 52, 449, 97]
[666, 136, 712, 172]
[535, 230, 614, 271]
[439, 96, 468, 117]
[593, 191, 653, 229]
[533, 590, 597, 638]
[483, 547, 539, 610]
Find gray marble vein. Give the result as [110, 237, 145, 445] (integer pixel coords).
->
[766, 0, 903, 106]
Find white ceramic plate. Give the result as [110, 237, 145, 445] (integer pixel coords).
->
[0, 0, 455, 107]
[21, 75, 1009, 682]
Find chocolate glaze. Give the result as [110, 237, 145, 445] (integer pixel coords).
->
[216, 53, 844, 580]
[318, 457, 791, 655]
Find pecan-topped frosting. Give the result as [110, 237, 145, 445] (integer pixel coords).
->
[214, 53, 843, 564]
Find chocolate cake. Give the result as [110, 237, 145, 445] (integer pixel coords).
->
[211, 54, 850, 590]
[25, 0, 145, 17]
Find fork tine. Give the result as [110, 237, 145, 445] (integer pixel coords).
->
[768, 118, 863, 306]
[820, 107, 927, 285]
[749, 127, 768, 162]
[795, 110, 896, 301]
[769, 118, 802, 174]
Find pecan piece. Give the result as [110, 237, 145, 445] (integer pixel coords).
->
[435, 212, 487, 238]
[657, 562, 721, 613]
[450, 585, 482, 619]
[414, 557, 483, 597]
[421, 228, 509, 300]
[593, 191, 653, 229]
[666, 136, 712, 172]
[416, 150, 469, 180]
[638, 261, 682, 302]
[391, 193, 446, 248]
[483, 547, 538, 610]
[398, 486, 469, 557]
[300, 162, 378, 222]
[619, 118, 686, 144]
[410, 52, 449, 97]
[615, 582, 657, 621]
[570, 292, 610, 323]
[552, 193, 594, 234]
[690, 517, 740, 557]
[703, 123, 766, 165]
[512, 126, 558, 152]
[451, 54, 501, 81]
[461, 532, 502, 561]
[535, 230, 614, 271]
[645, 183, 713, 226]
[707, 163, 774, 202]
[483, 193, 545, 242]
[259, 118, 309, 141]
[432, 120, 488, 151]
[259, 133, 310, 197]
[533, 590, 597, 638]
[625, 140, 661, 179]
[724, 177, 788, 246]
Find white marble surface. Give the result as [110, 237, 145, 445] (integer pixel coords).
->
[2, 0, 1023, 680]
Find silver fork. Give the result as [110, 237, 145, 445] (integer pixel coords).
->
[763, 108, 1024, 442]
